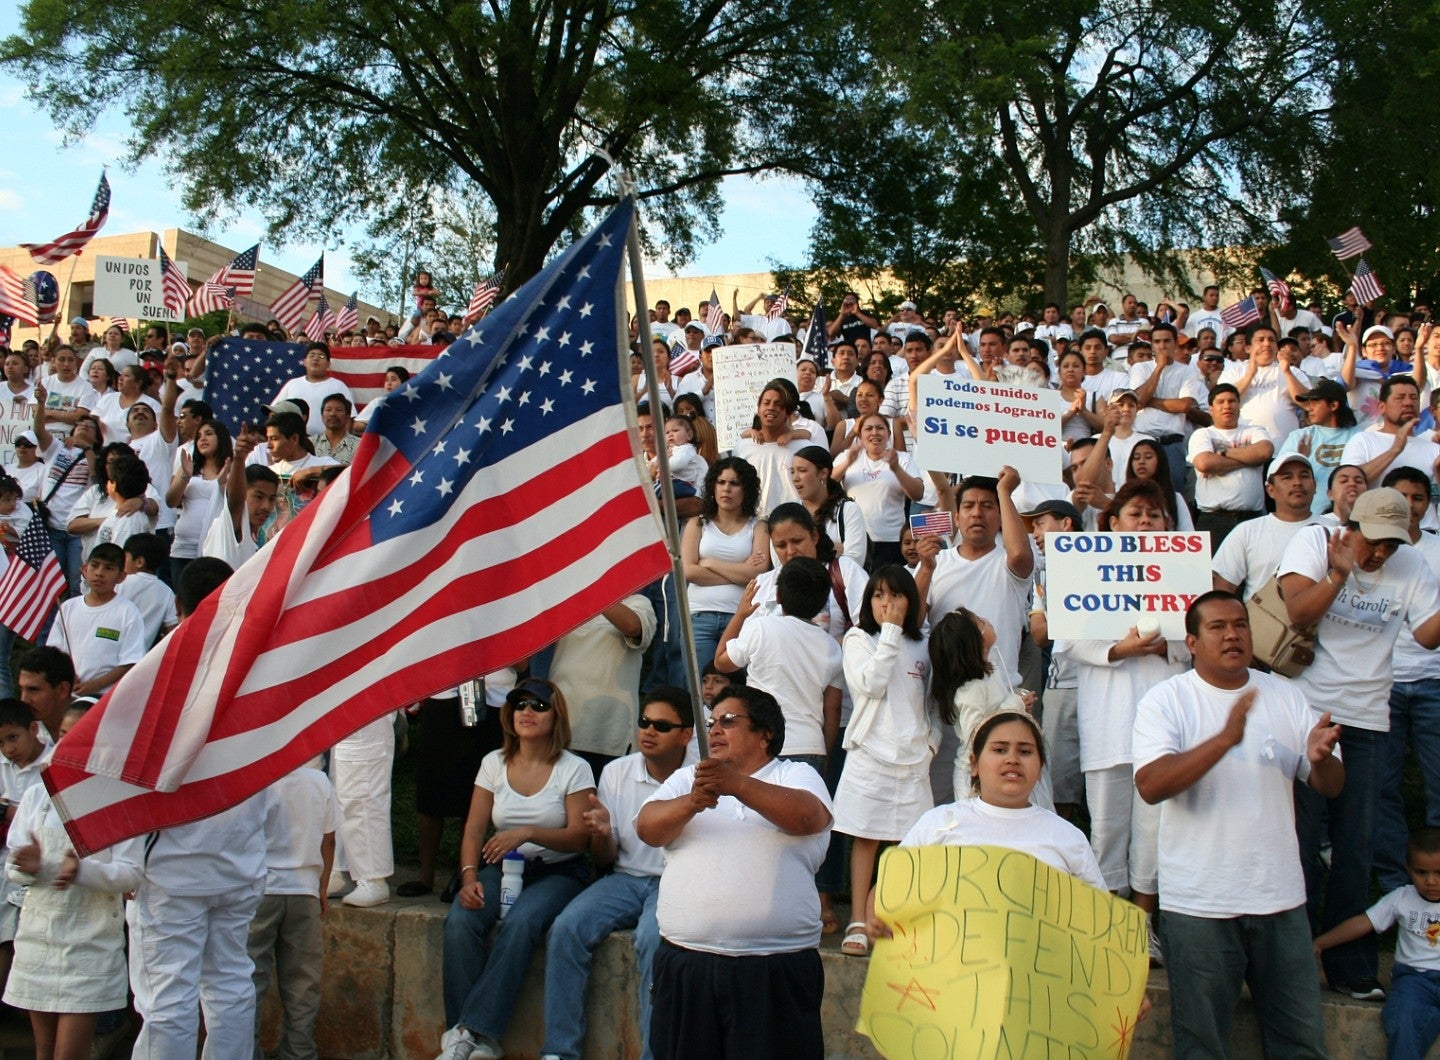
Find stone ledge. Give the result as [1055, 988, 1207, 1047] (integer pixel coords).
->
[268, 897, 1408, 1059]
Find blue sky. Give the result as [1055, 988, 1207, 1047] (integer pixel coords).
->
[0, 7, 816, 311]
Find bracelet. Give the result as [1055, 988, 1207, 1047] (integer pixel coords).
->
[1325, 569, 1344, 587]
[459, 864, 478, 877]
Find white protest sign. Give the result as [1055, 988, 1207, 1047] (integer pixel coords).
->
[712, 342, 797, 451]
[1042, 531, 1213, 640]
[93, 256, 188, 323]
[0, 394, 32, 467]
[912, 374, 1067, 483]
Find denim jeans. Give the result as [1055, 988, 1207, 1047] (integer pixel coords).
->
[1158, 905, 1326, 1059]
[442, 858, 590, 1038]
[1385, 963, 1440, 1060]
[1296, 724, 1384, 985]
[1376, 679, 1440, 891]
[541, 872, 660, 1060]
[640, 575, 686, 692]
[688, 610, 731, 676]
[47, 526, 81, 598]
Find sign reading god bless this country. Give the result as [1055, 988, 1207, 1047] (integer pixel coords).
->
[912, 375, 1067, 483]
[712, 341, 798, 451]
[92, 255, 188, 323]
[1042, 531, 1213, 640]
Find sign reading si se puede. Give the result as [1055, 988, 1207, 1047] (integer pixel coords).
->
[913, 375, 1067, 483]
[712, 342, 797, 451]
[1042, 531, 1213, 640]
[858, 844, 1150, 1060]
[92, 256, 189, 323]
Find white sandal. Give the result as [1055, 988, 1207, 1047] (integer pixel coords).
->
[841, 922, 870, 956]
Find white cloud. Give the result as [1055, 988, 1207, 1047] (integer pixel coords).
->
[0, 189, 21, 211]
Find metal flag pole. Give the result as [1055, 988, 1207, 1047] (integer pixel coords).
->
[614, 177, 709, 759]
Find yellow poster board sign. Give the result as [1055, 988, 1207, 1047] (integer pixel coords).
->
[858, 844, 1149, 1059]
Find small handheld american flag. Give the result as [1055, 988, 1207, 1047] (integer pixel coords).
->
[0, 515, 67, 643]
[1350, 259, 1385, 305]
[911, 510, 954, 538]
[1327, 227, 1371, 261]
[1220, 297, 1261, 330]
[767, 287, 790, 320]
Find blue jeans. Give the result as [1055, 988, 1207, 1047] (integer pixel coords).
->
[1385, 963, 1440, 1060]
[688, 610, 731, 676]
[640, 575, 685, 692]
[47, 527, 81, 598]
[442, 858, 590, 1038]
[541, 872, 660, 1060]
[1377, 679, 1440, 891]
[1159, 905, 1325, 1059]
[1296, 725, 1384, 985]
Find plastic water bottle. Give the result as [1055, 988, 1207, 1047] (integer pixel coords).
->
[499, 852, 525, 919]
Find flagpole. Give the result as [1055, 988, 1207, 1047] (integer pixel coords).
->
[48, 252, 83, 345]
[622, 196, 708, 758]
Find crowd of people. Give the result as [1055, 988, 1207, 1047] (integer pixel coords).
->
[0, 272, 1436, 1060]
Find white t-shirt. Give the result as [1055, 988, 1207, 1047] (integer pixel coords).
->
[926, 546, 1032, 685]
[142, 792, 267, 896]
[1187, 425, 1271, 512]
[1130, 361, 1208, 437]
[94, 508, 150, 552]
[724, 614, 842, 757]
[1368, 886, 1440, 971]
[129, 431, 177, 531]
[1211, 514, 1318, 599]
[647, 758, 831, 955]
[170, 459, 220, 560]
[274, 375, 356, 436]
[1133, 669, 1316, 917]
[200, 493, 259, 568]
[550, 595, 656, 759]
[475, 750, 594, 865]
[1059, 637, 1190, 771]
[117, 570, 177, 648]
[840, 450, 921, 542]
[1394, 531, 1440, 683]
[91, 393, 160, 446]
[1218, 362, 1308, 448]
[732, 436, 807, 516]
[1185, 308, 1227, 340]
[901, 799, 1106, 891]
[841, 624, 935, 767]
[824, 498, 870, 567]
[1081, 368, 1131, 404]
[40, 375, 99, 440]
[1279, 525, 1440, 730]
[46, 594, 146, 690]
[1340, 430, 1440, 485]
[261, 766, 341, 897]
[599, 750, 698, 879]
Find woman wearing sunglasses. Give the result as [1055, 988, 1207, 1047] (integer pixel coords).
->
[439, 678, 595, 1060]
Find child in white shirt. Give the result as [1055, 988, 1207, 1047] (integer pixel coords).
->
[653, 415, 708, 492]
[117, 533, 178, 647]
[46, 544, 146, 697]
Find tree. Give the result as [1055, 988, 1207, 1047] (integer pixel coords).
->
[3, 0, 841, 293]
[843, 0, 1338, 304]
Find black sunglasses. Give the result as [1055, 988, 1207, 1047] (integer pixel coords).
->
[637, 716, 683, 733]
[510, 698, 553, 713]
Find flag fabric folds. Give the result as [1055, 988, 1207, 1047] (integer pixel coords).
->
[0, 516, 67, 643]
[1327, 227, 1371, 260]
[1259, 267, 1292, 316]
[1351, 259, 1385, 305]
[44, 198, 668, 857]
[465, 268, 506, 324]
[669, 338, 699, 377]
[801, 301, 828, 371]
[22, 173, 111, 264]
[703, 289, 725, 334]
[270, 256, 324, 333]
[0, 267, 39, 327]
[157, 245, 190, 318]
[334, 292, 360, 336]
[1220, 296, 1261, 330]
[189, 244, 260, 316]
[767, 287, 790, 320]
[304, 292, 335, 339]
[205, 340, 444, 437]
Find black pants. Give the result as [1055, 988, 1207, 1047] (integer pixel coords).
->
[1195, 508, 1263, 549]
[651, 940, 824, 1060]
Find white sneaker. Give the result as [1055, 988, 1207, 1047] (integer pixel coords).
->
[469, 1036, 504, 1060]
[343, 878, 390, 908]
[1148, 928, 1165, 967]
[435, 1026, 476, 1060]
[326, 871, 348, 897]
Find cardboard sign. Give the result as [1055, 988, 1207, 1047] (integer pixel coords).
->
[858, 845, 1149, 1059]
[712, 342, 797, 451]
[93, 256, 188, 323]
[1042, 531, 1213, 640]
[912, 374, 1067, 483]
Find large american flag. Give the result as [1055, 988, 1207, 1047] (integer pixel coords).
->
[21, 173, 111, 265]
[189, 244, 260, 316]
[1327, 227, 1371, 260]
[205, 340, 444, 436]
[334, 292, 360, 336]
[0, 515, 67, 643]
[157, 244, 190, 318]
[269, 256, 323, 333]
[1351, 258, 1385, 305]
[1220, 296, 1261, 330]
[1259, 267, 1292, 315]
[465, 268, 506, 324]
[44, 198, 669, 856]
[0, 266, 39, 327]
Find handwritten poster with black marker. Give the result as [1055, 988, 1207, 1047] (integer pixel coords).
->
[858, 845, 1149, 1059]
[912, 374, 1068, 483]
[1042, 531, 1213, 640]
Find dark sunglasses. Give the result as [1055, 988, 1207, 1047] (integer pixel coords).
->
[637, 716, 683, 733]
[705, 712, 750, 731]
[510, 698, 552, 713]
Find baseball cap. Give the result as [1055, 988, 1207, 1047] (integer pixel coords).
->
[898, 300, 918, 311]
[69, 316, 89, 328]
[263, 399, 307, 419]
[1298, 379, 1348, 404]
[1350, 487, 1411, 543]
[1020, 499, 1083, 525]
[505, 678, 555, 709]
[1363, 325, 1396, 344]
[1267, 452, 1313, 478]
[684, 320, 706, 333]
[1110, 388, 1139, 403]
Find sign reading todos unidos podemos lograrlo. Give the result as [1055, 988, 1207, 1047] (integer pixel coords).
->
[92, 255, 188, 322]
[1042, 531, 1213, 640]
[912, 374, 1067, 483]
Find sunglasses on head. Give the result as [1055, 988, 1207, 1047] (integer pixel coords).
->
[637, 716, 683, 733]
[510, 697, 552, 713]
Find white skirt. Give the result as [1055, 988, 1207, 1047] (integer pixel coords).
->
[833, 746, 934, 841]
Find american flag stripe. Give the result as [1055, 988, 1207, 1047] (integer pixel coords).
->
[45, 198, 670, 855]
[189, 244, 260, 316]
[21, 173, 111, 265]
[768, 286, 790, 320]
[157, 244, 190, 317]
[1351, 258, 1385, 305]
[466, 268, 505, 324]
[1259, 267, 1292, 315]
[0, 266, 39, 327]
[1220, 296, 1261, 330]
[269, 256, 323, 332]
[1327, 227, 1371, 260]
[703, 289, 725, 334]
[0, 516, 67, 642]
[911, 511, 953, 537]
[334, 292, 360, 335]
[304, 293, 334, 338]
[669, 349, 700, 376]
